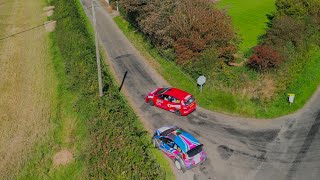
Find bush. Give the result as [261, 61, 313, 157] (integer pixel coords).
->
[264, 16, 306, 48]
[170, 0, 237, 64]
[247, 45, 284, 71]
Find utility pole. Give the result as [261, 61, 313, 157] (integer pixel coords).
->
[92, 0, 103, 97]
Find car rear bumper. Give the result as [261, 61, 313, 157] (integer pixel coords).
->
[181, 106, 196, 116]
[185, 156, 207, 170]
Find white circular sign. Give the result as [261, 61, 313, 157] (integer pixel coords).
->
[197, 75, 206, 85]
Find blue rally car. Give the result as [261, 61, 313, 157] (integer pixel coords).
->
[152, 126, 207, 172]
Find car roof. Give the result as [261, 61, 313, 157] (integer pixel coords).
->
[166, 129, 201, 153]
[164, 88, 191, 100]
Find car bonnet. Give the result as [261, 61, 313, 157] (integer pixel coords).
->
[173, 132, 201, 153]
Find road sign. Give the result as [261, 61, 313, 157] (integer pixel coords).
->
[197, 76, 206, 92]
[197, 75, 206, 85]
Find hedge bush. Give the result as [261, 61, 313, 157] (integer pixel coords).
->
[52, 0, 165, 178]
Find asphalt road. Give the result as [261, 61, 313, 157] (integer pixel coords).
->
[80, 1, 320, 179]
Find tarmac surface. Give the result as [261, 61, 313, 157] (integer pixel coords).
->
[81, 1, 320, 179]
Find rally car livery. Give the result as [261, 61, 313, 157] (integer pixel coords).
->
[145, 87, 196, 116]
[152, 126, 207, 172]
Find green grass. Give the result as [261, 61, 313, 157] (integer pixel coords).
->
[216, 0, 276, 52]
[18, 32, 87, 179]
[259, 47, 320, 117]
[114, 15, 320, 118]
[17, 0, 172, 179]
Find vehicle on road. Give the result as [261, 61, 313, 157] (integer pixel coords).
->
[145, 87, 196, 116]
[152, 126, 207, 172]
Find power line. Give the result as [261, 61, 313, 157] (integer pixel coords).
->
[0, 15, 69, 41]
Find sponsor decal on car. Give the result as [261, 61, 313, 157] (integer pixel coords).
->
[184, 95, 191, 100]
[168, 104, 181, 109]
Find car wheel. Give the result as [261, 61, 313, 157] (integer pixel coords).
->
[175, 110, 181, 116]
[152, 138, 158, 148]
[174, 158, 187, 172]
[148, 99, 154, 106]
[174, 159, 182, 170]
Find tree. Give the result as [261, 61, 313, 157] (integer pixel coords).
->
[119, 0, 147, 25]
[264, 15, 306, 48]
[169, 0, 237, 64]
[276, 0, 320, 18]
[138, 0, 175, 48]
[247, 45, 284, 71]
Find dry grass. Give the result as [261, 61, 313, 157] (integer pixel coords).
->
[239, 74, 276, 101]
[0, 0, 55, 177]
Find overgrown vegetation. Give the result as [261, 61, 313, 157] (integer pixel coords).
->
[120, 0, 238, 65]
[17, 0, 169, 178]
[115, 0, 320, 118]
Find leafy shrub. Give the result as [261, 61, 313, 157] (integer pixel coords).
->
[275, 0, 320, 18]
[170, 0, 237, 64]
[183, 48, 220, 78]
[264, 16, 306, 48]
[120, 0, 237, 65]
[247, 45, 284, 71]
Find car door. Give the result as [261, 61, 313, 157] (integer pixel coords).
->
[168, 96, 181, 112]
[159, 137, 176, 159]
[161, 94, 171, 110]
[156, 94, 170, 110]
[155, 94, 165, 108]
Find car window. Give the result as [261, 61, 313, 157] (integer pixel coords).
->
[156, 88, 170, 95]
[187, 144, 203, 157]
[171, 96, 180, 104]
[162, 94, 170, 101]
[160, 137, 174, 147]
[185, 96, 195, 106]
[173, 143, 182, 152]
[158, 94, 165, 99]
[160, 126, 179, 136]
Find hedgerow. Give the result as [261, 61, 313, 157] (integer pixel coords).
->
[51, 0, 165, 178]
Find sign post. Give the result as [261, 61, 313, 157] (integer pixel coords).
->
[288, 93, 295, 105]
[197, 76, 206, 93]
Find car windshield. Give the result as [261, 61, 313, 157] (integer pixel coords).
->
[156, 87, 170, 95]
[160, 126, 179, 136]
[187, 144, 203, 157]
[185, 96, 195, 106]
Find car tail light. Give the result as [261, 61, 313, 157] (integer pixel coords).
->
[182, 153, 187, 160]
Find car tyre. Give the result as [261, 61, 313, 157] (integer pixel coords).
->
[148, 99, 154, 106]
[175, 110, 181, 116]
[152, 138, 158, 148]
[174, 159, 186, 173]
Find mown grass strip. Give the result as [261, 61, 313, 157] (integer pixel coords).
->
[114, 15, 320, 118]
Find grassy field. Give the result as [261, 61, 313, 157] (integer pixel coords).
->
[0, 0, 56, 177]
[16, 0, 172, 179]
[216, 0, 276, 52]
[114, 16, 320, 118]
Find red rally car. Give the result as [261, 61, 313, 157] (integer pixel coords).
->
[145, 87, 196, 116]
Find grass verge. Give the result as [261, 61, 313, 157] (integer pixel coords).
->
[18, 0, 171, 179]
[114, 15, 320, 118]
